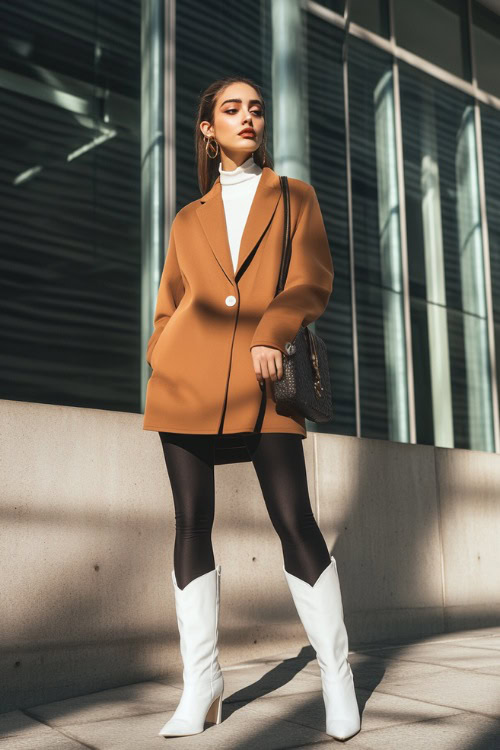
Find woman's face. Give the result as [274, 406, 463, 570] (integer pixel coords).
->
[200, 82, 265, 167]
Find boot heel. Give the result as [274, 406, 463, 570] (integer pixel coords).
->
[283, 556, 361, 740]
[205, 693, 223, 725]
[158, 565, 224, 737]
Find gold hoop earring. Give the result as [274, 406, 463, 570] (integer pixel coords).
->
[259, 135, 267, 166]
[204, 136, 219, 159]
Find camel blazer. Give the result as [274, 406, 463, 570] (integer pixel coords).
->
[142, 165, 334, 439]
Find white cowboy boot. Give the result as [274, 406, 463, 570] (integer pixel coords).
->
[158, 565, 224, 737]
[283, 555, 361, 741]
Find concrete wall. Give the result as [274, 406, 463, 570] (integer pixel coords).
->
[1, 399, 499, 712]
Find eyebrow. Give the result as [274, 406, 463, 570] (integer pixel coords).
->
[219, 98, 264, 108]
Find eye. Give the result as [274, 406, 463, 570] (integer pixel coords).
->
[225, 108, 263, 116]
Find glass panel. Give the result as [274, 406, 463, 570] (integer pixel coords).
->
[481, 102, 500, 433]
[318, 0, 390, 37]
[348, 38, 409, 442]
[0, 1, 141, 413]
[305, 9, 355, 436]
[472, 1, 500, 98]
[394, 0, 471, 80]
[350, 0, 390, 38]
[319, 1, 345, 15]
[399, 61, 494, 451]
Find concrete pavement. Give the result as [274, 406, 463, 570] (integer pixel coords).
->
[1, 625, 499, 749]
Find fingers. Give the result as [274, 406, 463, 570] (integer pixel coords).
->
[268, 351, 283, 381]
[251, 346, 283, 384]
[275, 351, 283, 381]
[254, 355, 265, 384]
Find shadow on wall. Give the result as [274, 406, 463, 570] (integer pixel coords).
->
[1, 399, 500, 718]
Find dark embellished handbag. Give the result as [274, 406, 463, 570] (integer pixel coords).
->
[256, 176, 334, 426]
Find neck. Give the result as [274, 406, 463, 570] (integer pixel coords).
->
[219, 154, 262, 185]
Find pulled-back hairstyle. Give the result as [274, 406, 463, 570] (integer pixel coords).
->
[194, 76, 274, 195]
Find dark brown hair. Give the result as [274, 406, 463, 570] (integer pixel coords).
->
[194, 76, 274, 195]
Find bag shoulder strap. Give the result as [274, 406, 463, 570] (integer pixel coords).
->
[276, 175, 291, 296]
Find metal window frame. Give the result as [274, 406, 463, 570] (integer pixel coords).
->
[467, 0, 500, 452]
[306, 0, 500, 452]
[341, 2, 361, 438]
[140, 0, 170, 409]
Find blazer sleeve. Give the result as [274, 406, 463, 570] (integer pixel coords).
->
[145, 222, 185, 367]
[249, 183, 334, 356]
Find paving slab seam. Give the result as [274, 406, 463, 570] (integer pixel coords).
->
[219, 698, 347, 735]
[357, 655, 500, 674]
[364, 659, 499, 682]
[361, 684, 499, 719]
[221, 699, 468, 739]
[20, 708, 99, 750]
[469, 667, 500, 675]
[154, 680, 184, 692]
[365, 669, 462, 685]
[347, 708, 496, 735]
[219, 655, 358, 672]
[297, 662, 478, 682]
[352, 634, 500, 654]
[269, 739, 356, 750]
[284, 712, 471, 750]
[51, 729, 100, 750]
[247, 713, 353, 738]
[33, 707, 192, 730]
[223, 689, 323, 707]
[287, 708, 468, 749]
[221, 661, 313, 672]
[368, 643, 500, 657]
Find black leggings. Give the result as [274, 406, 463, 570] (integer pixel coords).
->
[158, 432, 331, 590]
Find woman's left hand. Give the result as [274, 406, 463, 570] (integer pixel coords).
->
[250, 345, 283, 386]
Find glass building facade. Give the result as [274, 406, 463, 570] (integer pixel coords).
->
[1, 1, 141, 413]
[2, 0, 500, 453]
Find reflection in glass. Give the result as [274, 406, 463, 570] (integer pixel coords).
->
[400, 63, 494, 451]
[175, 0, 270, 208]
[0, 1, 141, 413]
[481, 103, 500, 434]
[305, 10, 355, 436]
[456, 107, 492, 450]
[349, 38, 409, 442]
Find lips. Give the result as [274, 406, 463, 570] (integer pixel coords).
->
[239, 130, 255, 137]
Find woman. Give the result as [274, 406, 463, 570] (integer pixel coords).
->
[143, 76, 361, 742]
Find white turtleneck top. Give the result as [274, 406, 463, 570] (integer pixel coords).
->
[219, 154, 263, 272]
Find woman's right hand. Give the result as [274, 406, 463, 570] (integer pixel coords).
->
[250, 345, 283, 386]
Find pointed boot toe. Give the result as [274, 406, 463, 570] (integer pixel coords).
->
[326, 718, 361, 742]
[158, 566, 224, 737]
[283, 556, 361, 740]
[158, 689, 223, 737]
[323, 671, 361, 740]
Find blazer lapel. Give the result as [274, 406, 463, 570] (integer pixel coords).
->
[196, 166, 282, 284]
